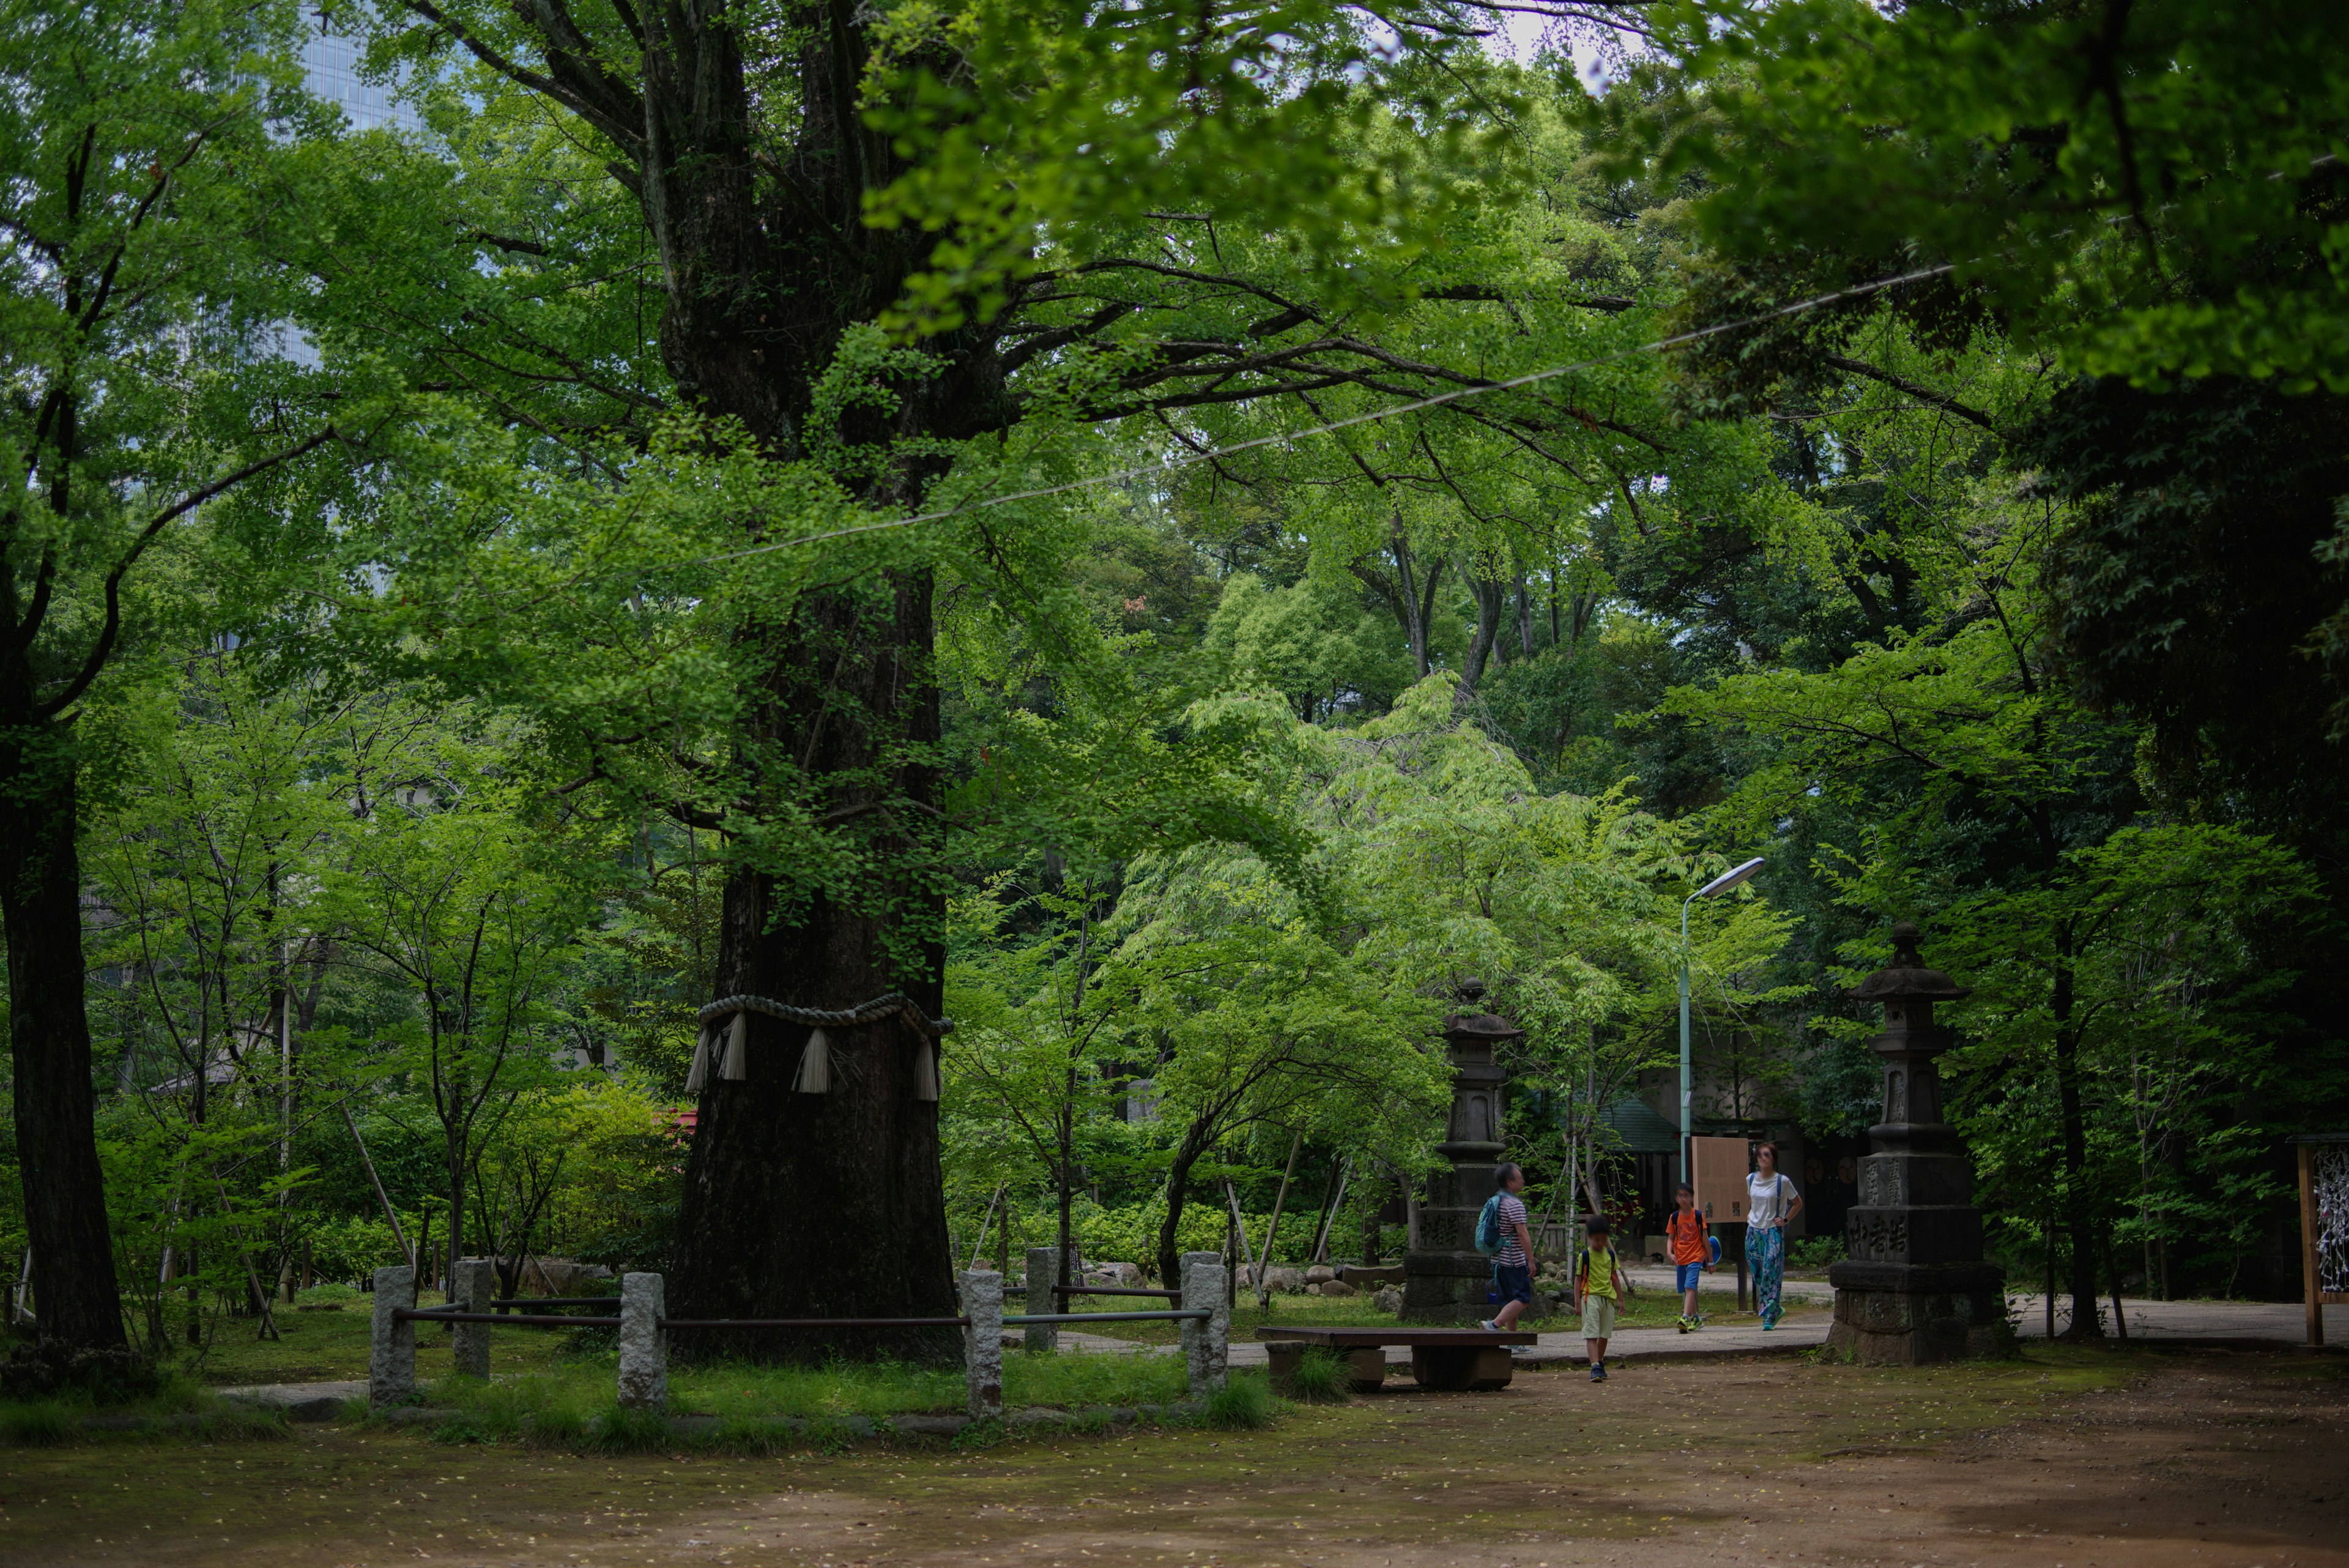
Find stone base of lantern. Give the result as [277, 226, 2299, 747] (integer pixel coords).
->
[1825, 1261, 2012, 1365]
[1400, 1251, 1499, 1323]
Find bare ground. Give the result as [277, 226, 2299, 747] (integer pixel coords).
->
[1, 1345, 2341, 1568]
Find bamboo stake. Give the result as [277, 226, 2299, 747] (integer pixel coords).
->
[1256, 1132, 1304, 1307]
[209, 1174, 280, 1340]
[966, 1183, 1007, 1272]
[1224, 1181, 1260, 1290]
[341, 1102, 415, 1268]
[1311, 1159, 1353, 1265]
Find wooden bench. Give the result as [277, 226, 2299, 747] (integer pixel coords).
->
[1255, 1326, 1538, 1392]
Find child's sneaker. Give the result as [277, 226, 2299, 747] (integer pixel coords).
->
[1675, 1314, 1691, 1334]
[1479, 1320, 1499, 1332]
[1588, 1362, 1603, 1382]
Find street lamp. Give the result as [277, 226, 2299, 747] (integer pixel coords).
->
[1682, 856, 1765, 1184]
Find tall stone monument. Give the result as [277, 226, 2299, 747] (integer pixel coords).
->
[1827, 922, 2011, 1363]
[1402, 981, 1523, 1323]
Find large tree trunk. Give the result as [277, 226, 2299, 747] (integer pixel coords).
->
[532, 4, 984, 1358]
[0, 729, 126, 1349]
[670, 572, 957, 1358]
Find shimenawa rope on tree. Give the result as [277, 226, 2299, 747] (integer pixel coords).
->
[686, 992, 953, 1098]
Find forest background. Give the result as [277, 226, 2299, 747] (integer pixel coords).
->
[1, 0, 2342, 1362]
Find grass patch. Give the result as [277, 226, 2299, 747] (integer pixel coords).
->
[669, 1357, 962, 1419]
[0, 1400, 75, 1445]
[1006, 1350, 1189, 1409]
[179, 1289, 575, 1386]
[1284, 1348, 1351, 1404]
[410, 1348, 1194, 1450]
[669, 1347, 1187, 1419]
[0, 1365, 295, 1447]
[413, 1368, 611, 1444]
[1204, 1371, 1276, 1430]
[291, 1280, 362, 1309]
[586, 1403, 675, 1454]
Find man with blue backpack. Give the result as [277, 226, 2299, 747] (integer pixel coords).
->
[1475, 1163, 1535, 1332]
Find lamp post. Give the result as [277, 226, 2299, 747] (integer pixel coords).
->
[1681, 856, 1765, 1184]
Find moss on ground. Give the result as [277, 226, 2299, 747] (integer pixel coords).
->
[1, 1342, 2313, 1568]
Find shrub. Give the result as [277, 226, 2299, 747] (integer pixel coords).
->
[0, 1342, 158, 1404]
[1789, 1235, 1844, 1269]
[299, 1214, 407, 1287]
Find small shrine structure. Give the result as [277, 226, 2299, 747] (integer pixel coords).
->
[1826, 922, 2010, 1363]
[1401, 981, 1523, 1323]
[2291, 1132, 2349, 1345]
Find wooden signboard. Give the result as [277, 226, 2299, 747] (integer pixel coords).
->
[1692, 1136, 1751, 1223]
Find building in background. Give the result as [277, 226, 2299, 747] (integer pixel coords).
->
[302, 28, 421, 134]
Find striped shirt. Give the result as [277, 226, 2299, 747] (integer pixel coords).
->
[1494, 1193, 1529, 1267]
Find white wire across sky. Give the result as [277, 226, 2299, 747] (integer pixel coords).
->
[175, 253, 1964, 669]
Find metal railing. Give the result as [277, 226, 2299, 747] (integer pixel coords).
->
[1010, 1310, 1206, 1325]
[397, 1305, 1210, 1329]
[399, 1307, 622, 1328]
[1048, 1284, 1181, 1301]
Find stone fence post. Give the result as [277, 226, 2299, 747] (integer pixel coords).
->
[960, 1268, 1004, 1420]
[1025, 1246, 1058, 1354]
[369, 1265, 416, 1408]
[450, 1258, 494, 1378]
[1179, 1250, 1227, 1395]
[616, 1272, 667, 1412]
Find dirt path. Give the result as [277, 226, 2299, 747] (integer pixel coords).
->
[1, 1347, 2340, 1568]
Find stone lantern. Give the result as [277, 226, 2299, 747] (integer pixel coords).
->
[1401, 981, 1523, 1323]
[1826, 921, 2010, 1362]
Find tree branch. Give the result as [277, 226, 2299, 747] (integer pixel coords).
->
[1820, 354, 2005, 436]
[32, 429, 341, 722]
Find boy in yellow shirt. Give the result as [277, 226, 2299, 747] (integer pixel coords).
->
[1573, 1216, 1633, 1382]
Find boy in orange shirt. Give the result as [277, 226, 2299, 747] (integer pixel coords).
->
[1664, 1181, 1712, 1332]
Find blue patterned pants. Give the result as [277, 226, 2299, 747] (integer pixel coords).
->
[1746, 1224, 1786, 1326]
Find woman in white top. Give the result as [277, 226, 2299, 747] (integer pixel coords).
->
[1745, 1142, 1803, 1329]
